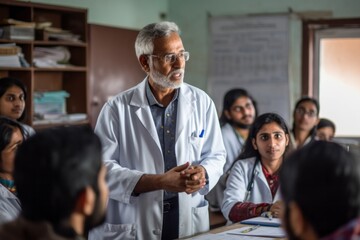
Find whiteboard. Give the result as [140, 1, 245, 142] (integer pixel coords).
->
[208, 14, 291, 124]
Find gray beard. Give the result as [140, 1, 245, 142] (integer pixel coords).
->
[150, 69, 184, 89]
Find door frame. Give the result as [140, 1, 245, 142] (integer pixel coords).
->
[301, 18, 360, 96]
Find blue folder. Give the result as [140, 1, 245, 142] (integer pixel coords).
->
[240, 216, 281, 227]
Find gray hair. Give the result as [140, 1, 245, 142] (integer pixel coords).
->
[135, 21, 180, 59]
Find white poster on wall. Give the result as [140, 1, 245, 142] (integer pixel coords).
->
[208, 14, 291, 124]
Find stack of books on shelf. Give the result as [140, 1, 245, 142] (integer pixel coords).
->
[36, 22, 81, 42]
[33, 90, 87, 125]
[34, 90, 69, 118]
[0, 18, 35, 40]
[43, 27, 81, 42]
[0, 43, 30, 67]
[0, 43, 21, 67]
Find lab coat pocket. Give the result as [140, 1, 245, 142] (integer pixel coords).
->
[102, 222, 136, 240]
[191, 200, 210, 234]
[188, 136, 205, 161]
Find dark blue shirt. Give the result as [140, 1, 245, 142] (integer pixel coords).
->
[146, 81, 179, 200]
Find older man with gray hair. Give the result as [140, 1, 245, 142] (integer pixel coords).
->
[89, 21, 226, 240]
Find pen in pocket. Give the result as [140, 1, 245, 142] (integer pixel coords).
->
[199, 129, 205, 138]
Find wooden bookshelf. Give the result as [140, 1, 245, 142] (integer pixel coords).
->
[0, 0, 89, 129]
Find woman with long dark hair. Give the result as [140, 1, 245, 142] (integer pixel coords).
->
[291, 97, 319, 148]
[222, 113, 292, 223]
[0, 77, 35, 138]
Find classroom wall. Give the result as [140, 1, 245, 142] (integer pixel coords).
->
[167, 0, 360, 110]
[22, 0, 360, 112]
[21, 0, 168, 29]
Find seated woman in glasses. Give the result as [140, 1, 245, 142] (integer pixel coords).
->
[0, 117, 24, 224]
[221, 113, 293, 223]
[291, 97, 320, 149]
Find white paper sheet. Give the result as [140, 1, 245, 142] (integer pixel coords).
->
[188, 232, 271, 240]
[225, 225, 285, 238]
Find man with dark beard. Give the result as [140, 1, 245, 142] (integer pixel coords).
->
[0, 126, 109, 240]
[206, 88, 257, 224]
[280, 141, 360, 240]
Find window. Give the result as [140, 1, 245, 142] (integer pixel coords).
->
[302, 19, 360, 138]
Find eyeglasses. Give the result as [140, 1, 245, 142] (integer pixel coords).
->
[148, 51, 190, 64]
[231, 103, 254, 113]
[295, 107, 317, 118]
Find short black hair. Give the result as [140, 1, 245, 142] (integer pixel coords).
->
[280, 141, 360, 237]
[14, 125, 102, 225]
[219, 88, 258, 126]
[317, 118, 336, 132]
[0, 77, 28, 121]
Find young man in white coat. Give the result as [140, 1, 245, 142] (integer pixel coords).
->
[89, 21, 226, 240]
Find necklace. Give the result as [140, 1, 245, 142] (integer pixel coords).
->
[0, 178, 17, 195]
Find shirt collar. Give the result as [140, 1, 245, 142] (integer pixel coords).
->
[261, 163, 279, 179]
[145, 80, 179, 107]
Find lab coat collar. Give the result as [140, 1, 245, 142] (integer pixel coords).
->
[176, 83, 196, 140]
[130, 78, 149, 108]
[129, 78, 198, 146]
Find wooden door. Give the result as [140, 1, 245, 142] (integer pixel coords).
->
[88, 24, 145, 127]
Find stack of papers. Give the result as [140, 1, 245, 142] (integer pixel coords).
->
[1, 19, 35, 40]
[226, 225, 285, 238]
[0, 43, 21, 67]
[33, 46, 71, 67]
[190, 232, 270, 240]
[33, 113, 88, 125]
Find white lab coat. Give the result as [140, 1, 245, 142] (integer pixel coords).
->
[221, 123, 245, 173]
[206, 123, 245, 210]
[221, 157, 281, 223]
[0, 184, 21, 224]
[89, 79, 226, 240]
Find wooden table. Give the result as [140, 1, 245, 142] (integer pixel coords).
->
[181, 222, 287, 239]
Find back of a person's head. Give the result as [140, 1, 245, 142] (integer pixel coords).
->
[14, 125, 102, 224]
[280, 141, 360, 237]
